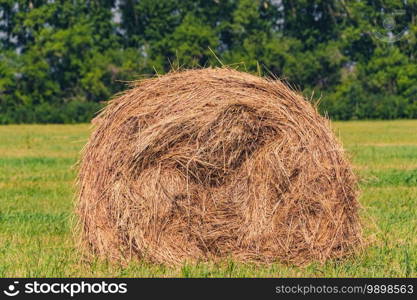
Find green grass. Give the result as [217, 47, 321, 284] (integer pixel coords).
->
[0, 121, 416, 277]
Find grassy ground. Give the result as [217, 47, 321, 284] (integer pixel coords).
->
[0, 120, 416, 277]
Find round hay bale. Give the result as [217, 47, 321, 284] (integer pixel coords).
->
[76, 68, 362, 265]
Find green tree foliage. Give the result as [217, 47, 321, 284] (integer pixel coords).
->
[0, 0, 416, 123]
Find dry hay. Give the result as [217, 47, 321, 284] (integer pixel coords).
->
[76, 68, 362, 266]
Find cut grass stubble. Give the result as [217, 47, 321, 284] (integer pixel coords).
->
[0, 120, 416, 277]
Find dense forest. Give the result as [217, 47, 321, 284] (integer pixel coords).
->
[1, 0, 416, 123]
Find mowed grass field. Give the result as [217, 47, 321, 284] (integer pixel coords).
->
[0, 120, 416, 277]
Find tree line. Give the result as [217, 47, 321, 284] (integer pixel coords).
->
[1, 0, 416, 123]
